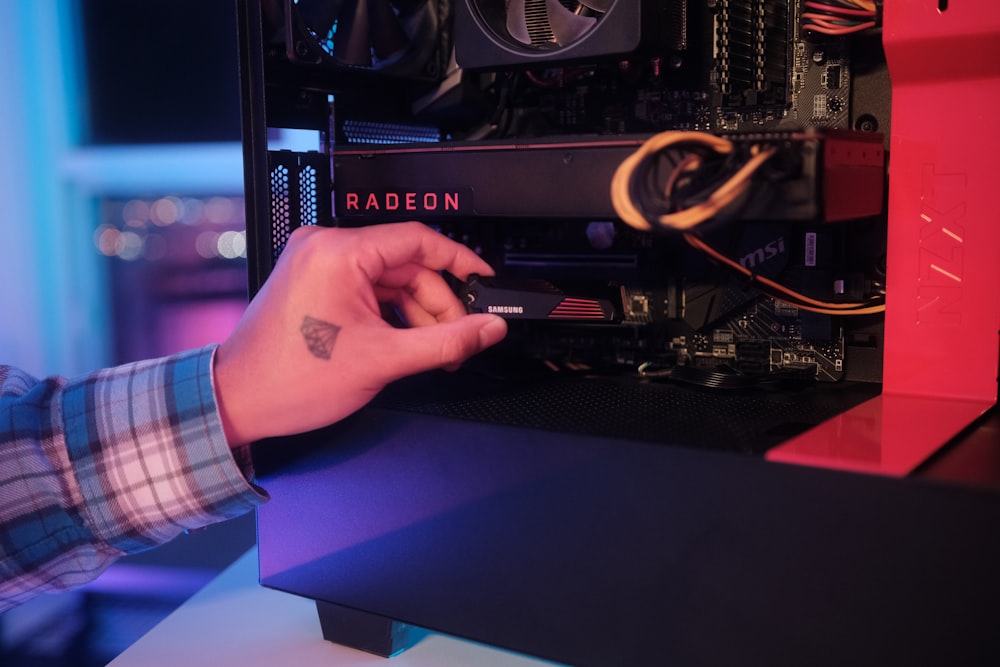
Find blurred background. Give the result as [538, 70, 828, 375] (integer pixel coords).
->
[0, 2, 266, 664]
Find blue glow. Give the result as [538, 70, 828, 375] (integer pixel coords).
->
[270, 128, 322, 153]
[342, 119, 441, 144]
[62, 143, 246, 196]
[0, 1, 111, 377]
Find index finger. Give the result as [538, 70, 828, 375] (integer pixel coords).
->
[351, 222, 495, 283]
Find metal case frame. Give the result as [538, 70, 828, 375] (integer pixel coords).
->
[237, 1, 1000, 664]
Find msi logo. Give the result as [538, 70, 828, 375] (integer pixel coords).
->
[916, 165, 965, 326]
[740, 236, 786, 269]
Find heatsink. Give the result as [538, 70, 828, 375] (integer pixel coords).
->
[714, 0, 790, 107]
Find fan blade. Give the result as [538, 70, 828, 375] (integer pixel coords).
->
[368, 0, 410, 61]
[546, 0, 597, 46]
[389, 0, 425, 14]
[332, 0, 373, 65]
[506, 0, 532, 46]
[577, 0, 613, 12]
[295, 0, 345, 37]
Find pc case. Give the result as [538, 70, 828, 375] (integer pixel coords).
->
[237, 1, 1000, 664]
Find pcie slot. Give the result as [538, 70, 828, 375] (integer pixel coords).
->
[504, 253, 638, 269]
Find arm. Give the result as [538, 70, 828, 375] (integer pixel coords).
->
[0, 347, 266, 613]
[1, 222, 506, 610]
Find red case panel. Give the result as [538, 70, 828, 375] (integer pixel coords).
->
[767, 0, 1000, 475]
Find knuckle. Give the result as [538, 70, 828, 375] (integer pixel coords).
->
[284, 226, 350, 270]
[286, 224, 321, 247]
[439, 331, 475, 366]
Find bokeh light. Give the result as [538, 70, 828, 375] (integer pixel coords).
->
[95, 196, 246, 262]
[216, 230, 247, 259]
[150, 196, 182, 226]
[196, 230, 220, 259]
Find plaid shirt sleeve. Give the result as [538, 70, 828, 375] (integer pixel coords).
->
[0, 345, 268, 612]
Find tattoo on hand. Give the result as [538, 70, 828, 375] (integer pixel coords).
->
[300, 316, 341, 360]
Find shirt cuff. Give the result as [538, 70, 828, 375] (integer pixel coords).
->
[61, 345, 268, 554]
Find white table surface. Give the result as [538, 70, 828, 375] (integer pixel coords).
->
[109, 547, 563, 667]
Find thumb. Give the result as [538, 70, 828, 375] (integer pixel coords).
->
[383, 314, 508, 379]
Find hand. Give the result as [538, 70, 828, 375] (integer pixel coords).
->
[213, 222, 508, 446]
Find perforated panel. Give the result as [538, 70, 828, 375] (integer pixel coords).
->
[269, 163, 291, 262]
[299, 165, 318, 226]
[374, 373, 880, 455]
[267, 151, 330, 262]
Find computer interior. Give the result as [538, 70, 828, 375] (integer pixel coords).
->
[238, 1, 1000, 664]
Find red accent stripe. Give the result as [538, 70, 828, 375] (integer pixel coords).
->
[548, 299, 608, 319]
